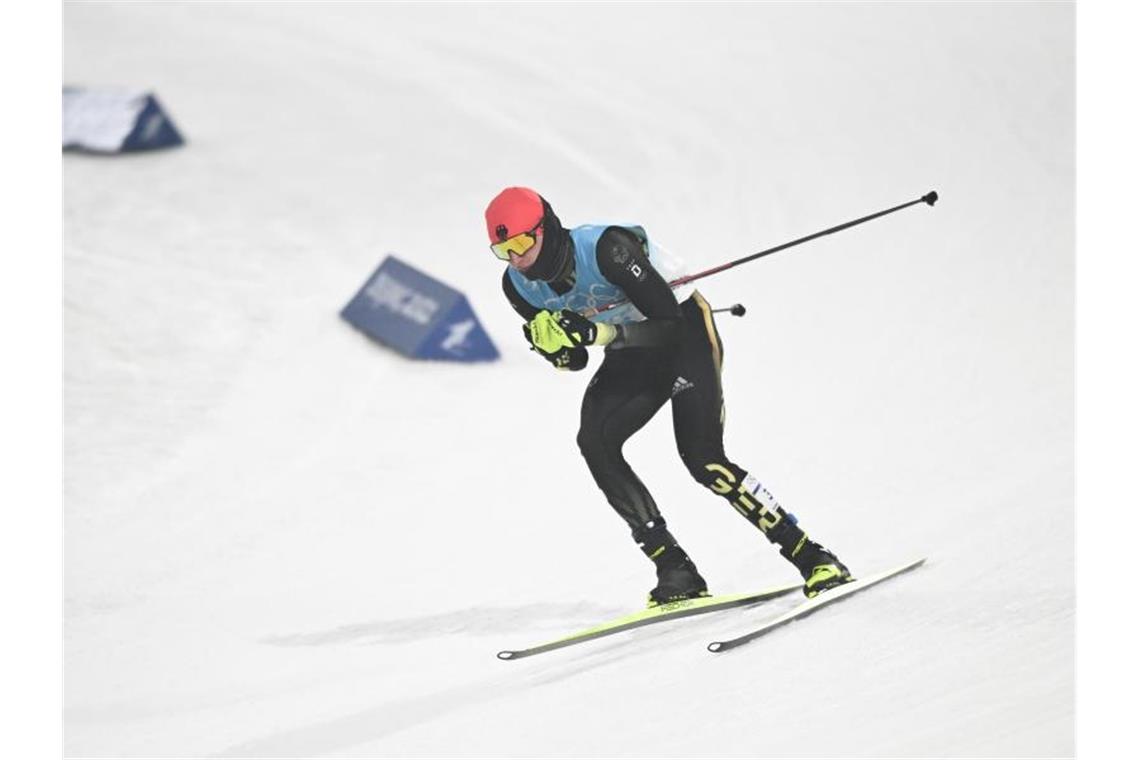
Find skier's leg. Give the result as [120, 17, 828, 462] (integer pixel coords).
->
[578, 348, 708, 604]
[670, 291, 852, 595]
[577, 348, 670, 530]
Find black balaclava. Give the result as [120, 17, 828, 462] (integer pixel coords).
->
[520, 197, 574, 284]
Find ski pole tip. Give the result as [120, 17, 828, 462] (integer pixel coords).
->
[730, 304, 746, 317]
[922, 191, 939, 206]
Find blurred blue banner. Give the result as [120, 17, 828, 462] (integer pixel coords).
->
[63, 87, 185, 153]
[341, 256, 499, 362]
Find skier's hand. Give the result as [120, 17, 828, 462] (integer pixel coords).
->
[523, 315, 588, 371]
[525, 310, 576, 354]
[540, 344, 588, 371]
[555, 310, 618, 347]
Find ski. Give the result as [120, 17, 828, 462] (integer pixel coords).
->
[707, 557, 927, 653]
[497, 583, 802, 661]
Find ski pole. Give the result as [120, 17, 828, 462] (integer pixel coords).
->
[591, 190, 938, 315]
[668, 190, 938, 289]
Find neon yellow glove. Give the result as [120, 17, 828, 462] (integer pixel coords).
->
[555, 310, 619, 347]
[522, 312, 589, 371]
[525, 310, 575, 354]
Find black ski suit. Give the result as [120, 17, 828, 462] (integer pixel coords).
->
[503, 226, 799, 555]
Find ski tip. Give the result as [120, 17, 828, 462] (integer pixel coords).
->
[496, 650, 518, 661]
[707, 642, 724, 653]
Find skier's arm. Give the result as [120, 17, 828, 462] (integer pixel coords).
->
[594, 226, 684, 349]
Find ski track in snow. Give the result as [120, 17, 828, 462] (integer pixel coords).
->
[65, 3, 1073, 757]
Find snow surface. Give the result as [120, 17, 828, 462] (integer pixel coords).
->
[64, 3, 1074, 757]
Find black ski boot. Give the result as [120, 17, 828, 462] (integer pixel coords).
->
[767, 518, 853, 598]
[632, 519, 710, 608]
[790, 539, 853, 598]
[647, 545, 710, 608]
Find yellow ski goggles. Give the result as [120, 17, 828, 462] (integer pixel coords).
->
[489, 221, 542, 261]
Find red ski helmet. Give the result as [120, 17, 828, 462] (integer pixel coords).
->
[484, 186, 571, 281]
[484, 186, 544, 245]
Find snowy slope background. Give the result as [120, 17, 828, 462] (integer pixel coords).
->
[63, 2, 1073, 757]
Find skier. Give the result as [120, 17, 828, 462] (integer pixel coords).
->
[485, 186, 853, 606]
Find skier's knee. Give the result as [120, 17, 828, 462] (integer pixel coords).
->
[680, 449, 737, 492]
[696, 461, 747, 496]
[686, 463, 714, 488]
[577, 423, 605, 465]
